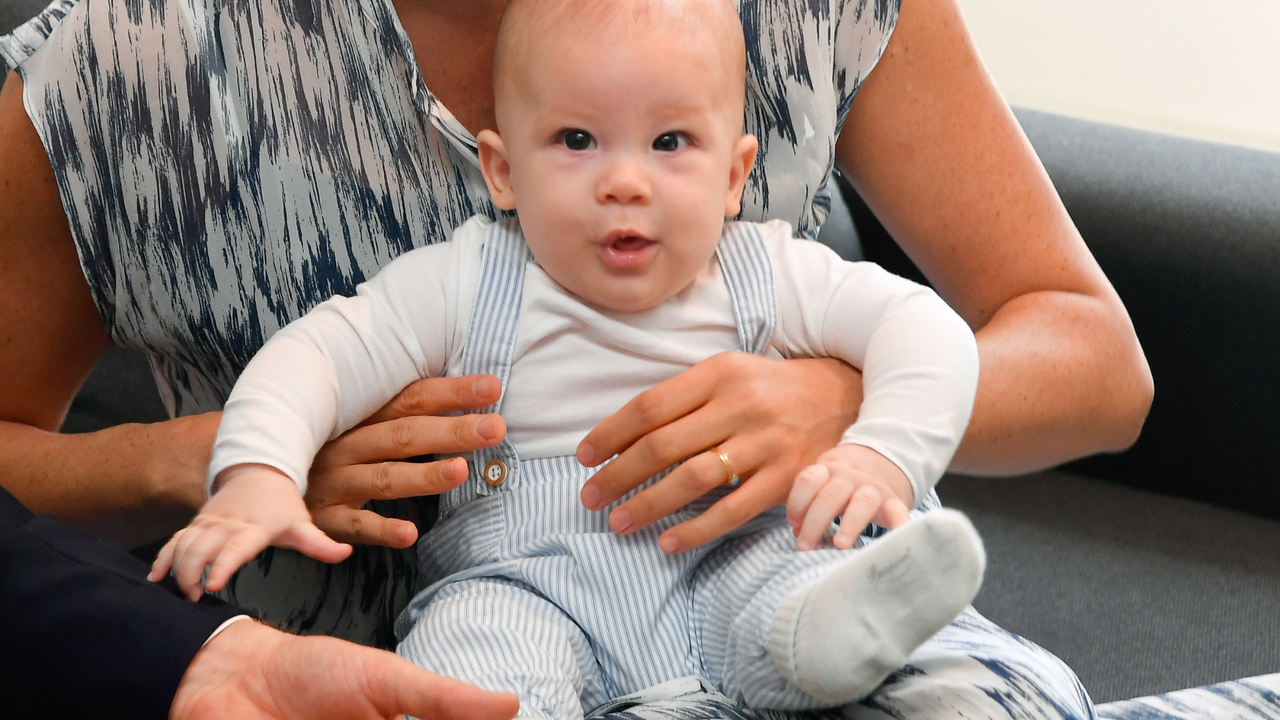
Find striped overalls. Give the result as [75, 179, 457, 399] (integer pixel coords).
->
[396, 222, 880, 716]
[394, 221, 1093, 720]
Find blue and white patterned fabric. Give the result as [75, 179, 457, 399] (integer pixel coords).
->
[0, 0, 898, 646]
[1096, 674, 1280, 720]
[581, 673, 1280, 720]
[0, 0, 892, 417]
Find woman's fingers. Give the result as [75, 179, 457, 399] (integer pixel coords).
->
[604, 445, 746, 534]
[301, 379, 504, 549]
[313, 456, 469, 505]
[298, 377, 505, 550]
[578, 394, 726, 510]
[281, 522, 353, 565]
[360, 374, 502, 426]
[580, 354, 862, 544]
[311, 505, 420, 548]
[307, 456, 468, 546]
[580, 368, 749, 510]
[656, 465, 790, 553]
[577, 361, 716, 468]
[583, 420, 725, 511]
[317, 414, 504, 470]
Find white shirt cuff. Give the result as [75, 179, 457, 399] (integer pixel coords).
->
[202, 614, 255, 648]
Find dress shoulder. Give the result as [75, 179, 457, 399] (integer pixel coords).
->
[0, 0, 77, 70]
[735, 0, 900, 237]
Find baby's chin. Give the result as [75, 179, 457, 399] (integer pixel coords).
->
[580, 289, 673, 314]
[536, 246, 713, 313]
[571, 277, 687, 315]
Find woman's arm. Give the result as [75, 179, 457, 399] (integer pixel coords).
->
[578, 0, 1151, 551]
[836, 0, 1152, 474]
[0, 71, 206, 547]
[0, 71, 501, 549]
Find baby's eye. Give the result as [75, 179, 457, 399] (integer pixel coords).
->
[652, 132, 689, 152]
[558, 129, 595, 151]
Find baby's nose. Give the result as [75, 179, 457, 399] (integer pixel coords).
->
[597, 157, 652, 204]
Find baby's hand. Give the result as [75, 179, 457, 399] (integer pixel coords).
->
[786, 445, 913, 551]
[148, 464, 353, 600]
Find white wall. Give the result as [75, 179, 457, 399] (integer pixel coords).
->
[958, 0, 1280, 152]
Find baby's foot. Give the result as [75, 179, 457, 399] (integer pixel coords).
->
[767, 509, 985, 704]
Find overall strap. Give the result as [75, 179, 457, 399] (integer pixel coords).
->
[456, 217, 532, 499]
[717, 222, 779, 356]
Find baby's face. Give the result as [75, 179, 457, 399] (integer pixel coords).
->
[478, 18, 756, 313]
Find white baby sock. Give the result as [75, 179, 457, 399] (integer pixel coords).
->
[767, 508, 986, 705]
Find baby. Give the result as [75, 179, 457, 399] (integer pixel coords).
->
[152, 0, 986, 715]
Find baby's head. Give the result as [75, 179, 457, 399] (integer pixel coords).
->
[477, 0, 758, 313]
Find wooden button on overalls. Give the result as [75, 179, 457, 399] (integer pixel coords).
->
[483, 458, 508, 487]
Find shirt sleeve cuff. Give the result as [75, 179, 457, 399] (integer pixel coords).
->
[202, 614, 255, 648]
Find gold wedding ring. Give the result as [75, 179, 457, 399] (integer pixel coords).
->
[711, 445, 740, 487]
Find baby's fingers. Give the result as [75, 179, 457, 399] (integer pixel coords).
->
[786, 463, 830, 530]
[202, 528, 276, 593]
[877, 496, 912, 530]
[796, 473, 857, 552]
[147, 535, 180, 583]
[282, 522, 353, 565]
[171, 526, 233, 601]
[831, 484, 886, 549]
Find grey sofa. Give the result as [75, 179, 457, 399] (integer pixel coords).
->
[5, 1, 1279, 709]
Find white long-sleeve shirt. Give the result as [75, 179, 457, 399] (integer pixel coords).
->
[212, 218, 978, 505]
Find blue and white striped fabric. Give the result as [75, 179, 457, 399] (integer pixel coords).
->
[397, 222, 1094, 720]
[583, 672, 1280, 720]
[402, 219, 848, 714]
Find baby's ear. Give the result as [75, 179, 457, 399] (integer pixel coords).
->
[724, 134, 759, 217]
[477, 129, 517, 211]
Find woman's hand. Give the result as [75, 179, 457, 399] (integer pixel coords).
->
[577, 353, 862, 553]
[304, 374, 506, 548]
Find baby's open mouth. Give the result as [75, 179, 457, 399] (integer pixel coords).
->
[610, 235, 652, 252]
[599, 231, 657, 268]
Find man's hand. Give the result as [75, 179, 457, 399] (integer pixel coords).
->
[171, 620, 521, 720]
[786, 444, 912, 551]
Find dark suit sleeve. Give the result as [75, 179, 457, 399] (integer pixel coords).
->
[0, 486, 247, 720]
